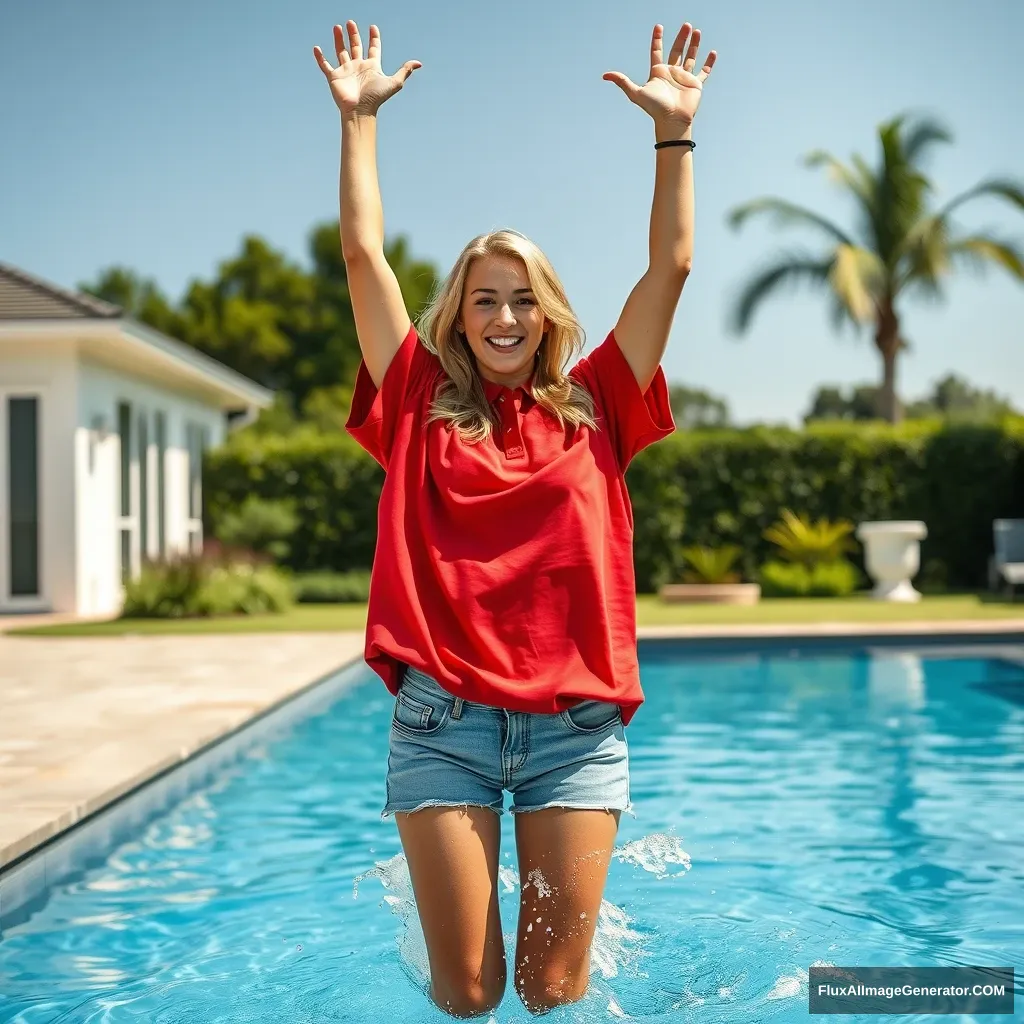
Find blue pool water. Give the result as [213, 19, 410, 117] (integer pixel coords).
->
[1, 646, 1022, 1022]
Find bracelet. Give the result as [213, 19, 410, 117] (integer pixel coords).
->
[654, 139, 695, 151]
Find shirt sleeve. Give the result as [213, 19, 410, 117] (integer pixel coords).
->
[571, 330, 676, 471]
[345, 323, 438, 469]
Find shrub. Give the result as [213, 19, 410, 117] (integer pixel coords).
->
[763, 509, 856, 565]
[205, 418, 1024, 591]
[680, 545, 743, 584]
[205, 430, 383, 573]
[293, 570, 371, 604]
[760, 559, 859, 598]
[122, 557, 294, 618]
[213, 496, 299, 562]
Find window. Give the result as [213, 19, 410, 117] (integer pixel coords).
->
[118, 402, 131, 517]
[8, 396, 40, 597]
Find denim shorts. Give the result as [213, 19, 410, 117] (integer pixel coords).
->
[383, 665, 633, 818]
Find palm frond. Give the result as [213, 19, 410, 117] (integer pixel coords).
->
[898, 116, 953, 164]
[764, 509, 856, 565]
[804, 149, 874, 210]
[727, 252, 834, 334]
[727, 197, 854, 246]
[936, 177, 1024, 220]
[947, 236, 1024, 279]
[830, 245, 886, 322]
[680, 545, 743, 585]
[895, 214, 951, 292]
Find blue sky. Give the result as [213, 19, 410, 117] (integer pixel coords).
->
[1, 0, 1021, 424]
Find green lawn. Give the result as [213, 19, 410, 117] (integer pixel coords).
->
[7, 593, 1022, 637]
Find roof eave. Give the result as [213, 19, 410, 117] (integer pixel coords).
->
[0, 318, 274, 410]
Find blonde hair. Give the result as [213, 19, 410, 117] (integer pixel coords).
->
[417, 229, 597, 444]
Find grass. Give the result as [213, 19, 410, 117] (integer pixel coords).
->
[6, 592, 1022, 637]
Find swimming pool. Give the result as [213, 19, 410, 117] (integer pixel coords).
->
[1, 642, 1021, 1022]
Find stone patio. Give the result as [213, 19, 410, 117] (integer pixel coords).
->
[0, 632, 364, 869]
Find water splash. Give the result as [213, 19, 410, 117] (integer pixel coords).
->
[352, 829, 693, 1008]
[613, 830, 691, 879]
[352, 854, 430, 994]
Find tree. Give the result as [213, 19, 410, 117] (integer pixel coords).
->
[80, 224, 440, 414]
[805, 373, 1018, 423]
[668, 384, 730, 429]
[905, 373, 1017, 421]
[81, 266, 183, 338]
[804, 384, 882, 423]
[727, 114, 1024, 422]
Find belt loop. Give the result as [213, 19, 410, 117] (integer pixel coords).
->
[452, 697, 464, 719]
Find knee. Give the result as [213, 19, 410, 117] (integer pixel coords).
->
[431, 975, 506, 1019]
[514, 965, 588, 1016]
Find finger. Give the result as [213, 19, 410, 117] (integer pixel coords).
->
[333, 23, 349, 64]
[347, 20, 363, 61]
[312, 45, 335, 78]
[392, 59, 422, 87]
[683, 28, 702, 73]
[667, 22, 692, 65]
[697, 50, 717, 83]
[602, 71, 641, 103]
[368, 23, 381, 62]
[650, 24, 664, 67]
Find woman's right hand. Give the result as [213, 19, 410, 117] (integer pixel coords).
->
[313, 21, 421, 118]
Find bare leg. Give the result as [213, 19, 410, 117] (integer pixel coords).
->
[395, 805, 507, 1018]
[512, 807, 621, 1015]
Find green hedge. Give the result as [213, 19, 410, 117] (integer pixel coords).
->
[205, 418, 1024, 593]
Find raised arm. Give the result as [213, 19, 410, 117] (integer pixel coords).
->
[313, 22, 422, 388]
[603, 22, 716, 392]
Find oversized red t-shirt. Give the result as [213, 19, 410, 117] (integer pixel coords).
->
[345, 324, 674, 726]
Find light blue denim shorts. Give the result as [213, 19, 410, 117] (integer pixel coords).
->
[383, 665, 633, 818]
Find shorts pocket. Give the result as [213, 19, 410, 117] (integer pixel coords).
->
[559, 699, 622, 734]
[392, 685, 453, 737]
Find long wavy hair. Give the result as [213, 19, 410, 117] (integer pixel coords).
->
[417, 229, 597, 444]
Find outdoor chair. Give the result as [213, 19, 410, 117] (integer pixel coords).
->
[989, 519, 1024, 597]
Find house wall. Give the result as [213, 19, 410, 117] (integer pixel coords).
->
[0, 339, 78, 614]
[76, 360, 226, 616]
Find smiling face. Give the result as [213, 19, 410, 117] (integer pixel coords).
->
[456, 254, 551, 389]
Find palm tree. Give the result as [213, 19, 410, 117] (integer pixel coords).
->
[726, 114, 1024, 422]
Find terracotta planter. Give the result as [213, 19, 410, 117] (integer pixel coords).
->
[658, 583, 761, 605]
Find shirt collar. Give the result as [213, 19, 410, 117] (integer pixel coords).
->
[482, 372, 536, 403]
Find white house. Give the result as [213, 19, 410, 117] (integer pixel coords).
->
[0, 261, 272, 617]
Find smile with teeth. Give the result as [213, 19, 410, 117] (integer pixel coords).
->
[486, 336, 524, 350]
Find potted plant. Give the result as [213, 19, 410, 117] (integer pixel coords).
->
[659, 544, 761, 604]
[759, 510, 859, 597]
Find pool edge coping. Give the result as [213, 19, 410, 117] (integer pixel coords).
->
[0, 652, 367, 928]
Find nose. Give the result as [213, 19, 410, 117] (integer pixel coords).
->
[495, 304, 516, 325]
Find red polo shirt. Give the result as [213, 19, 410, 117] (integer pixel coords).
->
[345, 324, 674, 725]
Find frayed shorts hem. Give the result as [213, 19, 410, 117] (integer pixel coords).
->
[381, 800, 504, 820]
[382, 799, 635, 820]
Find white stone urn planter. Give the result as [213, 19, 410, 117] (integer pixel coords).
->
[658, 583, 761, 605]
[856, 520, 928, 602]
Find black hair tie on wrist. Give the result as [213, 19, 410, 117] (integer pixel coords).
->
[654, 139, 695, 151]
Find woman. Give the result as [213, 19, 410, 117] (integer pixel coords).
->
[313, 18, 715, 1018]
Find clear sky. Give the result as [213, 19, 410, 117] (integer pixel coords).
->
[1, 0, 1021, 424]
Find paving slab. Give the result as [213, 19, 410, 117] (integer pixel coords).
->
[0, 633, 364, 869]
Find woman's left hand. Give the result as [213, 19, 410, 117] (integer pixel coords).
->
[603, 22, 716, 129]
